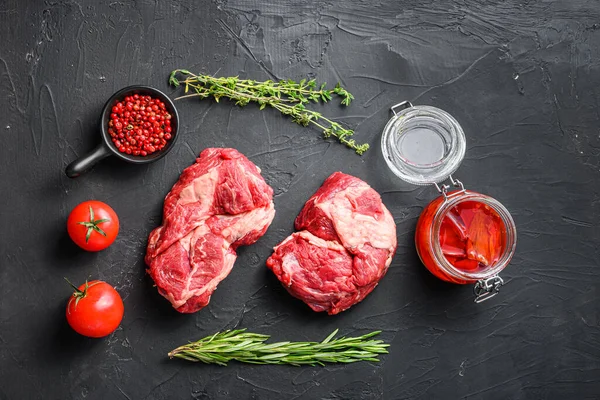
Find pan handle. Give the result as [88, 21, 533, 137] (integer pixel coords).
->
[65, 144, 111, 178]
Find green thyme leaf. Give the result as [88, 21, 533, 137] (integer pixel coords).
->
[168, 70, 368, 154]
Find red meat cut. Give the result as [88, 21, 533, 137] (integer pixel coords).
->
[145, 148, 275, 313]
[266, 172, 397, 315]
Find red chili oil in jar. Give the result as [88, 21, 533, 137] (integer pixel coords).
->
[415, 190, 516, 284]
[381, 102, 518, 300]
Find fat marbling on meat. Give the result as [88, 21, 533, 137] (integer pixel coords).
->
[267, 172, 397, 315]
[145, 148, 275, 313]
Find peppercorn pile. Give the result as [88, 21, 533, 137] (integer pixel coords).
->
[108, 94, 173, 156]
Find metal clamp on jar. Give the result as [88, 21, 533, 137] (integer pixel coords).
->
[381, 101, 517, 303]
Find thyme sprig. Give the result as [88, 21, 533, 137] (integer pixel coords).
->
[168, 329, 388, 366]
[169, 70, 369, 155]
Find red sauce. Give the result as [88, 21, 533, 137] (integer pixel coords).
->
[439, 200, 506, 272]
[415, 191, 507, 284]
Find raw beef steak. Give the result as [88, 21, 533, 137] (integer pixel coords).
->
[146, 148, 275, 313]
[267, 172, 397, 315]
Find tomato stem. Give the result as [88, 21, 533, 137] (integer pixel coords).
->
[77, 206, 110, 243]
[64, 277, 88, 307]
[64, 277, 82, 293]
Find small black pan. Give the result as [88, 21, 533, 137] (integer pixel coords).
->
[65, 85, 180, 178]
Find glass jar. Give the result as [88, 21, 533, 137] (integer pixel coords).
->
[381, 101, 517, 302]
[415, 189, 517, 301]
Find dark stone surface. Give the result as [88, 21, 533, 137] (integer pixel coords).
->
[1, 1, 599, 399]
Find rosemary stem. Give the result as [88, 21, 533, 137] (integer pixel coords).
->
[169, 329, 389, 366]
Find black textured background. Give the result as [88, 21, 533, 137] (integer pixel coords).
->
[1, 1, 599, 399]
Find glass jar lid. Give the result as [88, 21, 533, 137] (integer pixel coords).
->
[381, 101, 466, 185]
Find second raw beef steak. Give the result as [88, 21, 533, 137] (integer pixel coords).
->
[267, 172, 397, 315]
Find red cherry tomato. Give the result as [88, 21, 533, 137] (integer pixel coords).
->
[66, 280, 124, 338]
[67, 201, 119, 251]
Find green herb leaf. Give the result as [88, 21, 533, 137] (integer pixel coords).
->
[168, 70, 368, 154]
[168, 329, 388, 366]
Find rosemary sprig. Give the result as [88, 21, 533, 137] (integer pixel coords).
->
[168, 329, 388, 366]
[169, 70, 369, 155]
